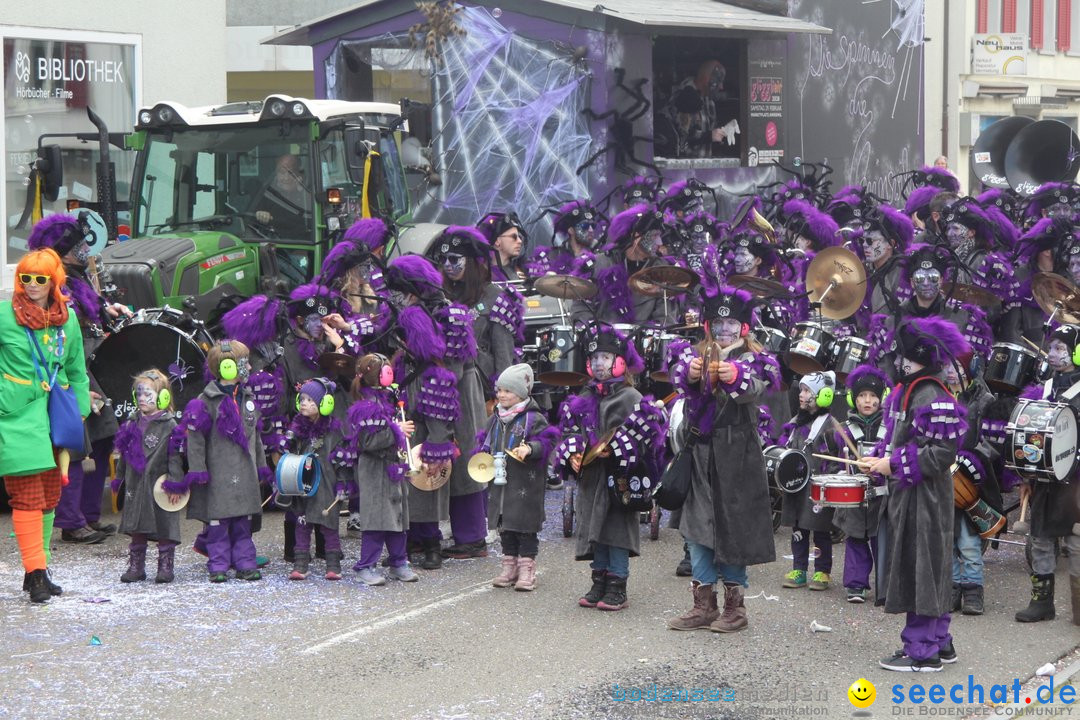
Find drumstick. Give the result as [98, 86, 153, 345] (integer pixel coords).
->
[1013, 493, 1031, 535]
[1021, 337, 1048, 358]
[262, 492, 277, 508]
[322, 496, 343, 517]
[829, 417, 861, 459]
[812, 453, 873, 469]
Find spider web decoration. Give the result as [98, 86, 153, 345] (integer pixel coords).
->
[423, 6, 593, 233]
[888, 0, 925, 49]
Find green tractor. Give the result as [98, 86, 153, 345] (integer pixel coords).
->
[65, 95, 410, 319]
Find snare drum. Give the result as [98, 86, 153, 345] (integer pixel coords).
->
[275, 453, 323, 497]
[985, 343, 1039, 394]
[809, 474, 869, 507]
[763, 445, 810, 493]
[786, 322, 835, 375]
[536, 325, 586, 386]
[1005, 398, 1078, 481]
[754, 326, 789, 356]
[830, 337, 870, 380]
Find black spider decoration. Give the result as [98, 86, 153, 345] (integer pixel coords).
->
[576, 68, 660, 177]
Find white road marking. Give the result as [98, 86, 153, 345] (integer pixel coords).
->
[300, 581, 493, 655]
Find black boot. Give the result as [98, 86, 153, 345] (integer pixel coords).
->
[1016, 573, 1055, 622]
[314, 527, 327, 560]
[283, 519, 296, 563]
[421, 539, 443, 570]
[579, 569, 607, 608]
[675, 543, 692, 577]
[23, 570, 62, 596]
[120, 545, 148, 583]
[597, 574, 629, 611]
[405, 538, 424, 567]
[26, 569, 50, 603]
[951, 583, 963, 612]
[155, 546, 175, 584]
[324, 550, 343, 580]
[961, 583, 984, 615]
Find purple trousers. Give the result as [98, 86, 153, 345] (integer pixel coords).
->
[791, 528, 833, 574]
[356, 530, 408, 570]
[294, 522, 341, 555]
[205, 516, 257, 573]
[843, 536, 878, 590]
[902, 612, 952, 661]
[130, 533, 178, 551]
[55, 438, 113, 529]
[448, 491, 487, 545]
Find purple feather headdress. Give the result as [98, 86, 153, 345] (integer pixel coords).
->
[783, 199, 839, 249]
[319, 242, 366, 286]
[432, 226, 491, 258]
[343, 217, 392, 252]
[1023, 182, 1080, 220]
[222, 295, 284, 347]
[385, 254, 444, 298]
[604, 203, 653, 250]
[1015, 217, 1074, 266]
[917, 166, 961, 193]
[621, 175, 661, 205]
[978, 201, 1019, 250]
[27, 214, 82, 255]
[869, 204, 915, 250]
[286, 283, 340, 318]
[846, 364, 891, 399]
[896, 315, 971, 368]
[903, 185, 941, 217]
[579, 322, 645, 375]
[700, 284, 755, 323]
[552, 200, 604, 234]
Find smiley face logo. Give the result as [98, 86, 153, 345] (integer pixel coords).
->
[848, 678, 876, 709]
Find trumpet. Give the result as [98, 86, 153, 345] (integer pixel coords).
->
[398, 401, 422, 475]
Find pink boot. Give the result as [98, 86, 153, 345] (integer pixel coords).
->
[492, 555, 518, 588]
[514, 557, 537, 591]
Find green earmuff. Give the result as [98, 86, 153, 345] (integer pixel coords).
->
[295, 378, 336, 416]
[219, 340, 238, 380]
[817, 386, 834, 409]
[1072, 343, 1080, 367]
[132, 386, 172, 411]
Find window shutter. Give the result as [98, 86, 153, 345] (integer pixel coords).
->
[1004, 0, 1018, 30]
[1058, 0, 1071, 50]
[1032, 0, 1045, 48]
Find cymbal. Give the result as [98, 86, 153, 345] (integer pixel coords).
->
[943, 281, 1001, 309]
[407, 445, 451, 491]
[1032, 272, 1080, 323]
[153, 474, 189, 511]
[582, 429, 617, 467]
[628, 265, 698, 297]
[805, 247, 867, 320]
[729, 274, 785, 298]
[533, 274, 598, 300]
[318, 351, 357, 378]
[537, 370, 589, 387]
[468, 452, 496, 483]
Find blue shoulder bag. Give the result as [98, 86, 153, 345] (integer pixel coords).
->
[26, 327, 85, 453]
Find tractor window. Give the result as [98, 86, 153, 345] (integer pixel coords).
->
[320, 127, 366, 223]
[138, 139, 179, 235]
[192, 152, 218, 219]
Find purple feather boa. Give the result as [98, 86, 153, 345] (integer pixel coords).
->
[185, 471, 210, 487]
[438, 302, 478, 363]
[161, 477, 189, 494]
[216, 395, 250, 450]
[347, 391, 408, 456]
[182, 398, 212, 435]
[535, 424, 561, 463]
[64, 274, 108, 325]
[292, 335, 321, 370]
[114, 419, 148, 475]
[399, 305, 446, 362]
[415, 365, 460, 423]
[420, 440, 457, 464]
[559, 392, 601, 445]
[595, 264, 635, 322]
[288, 414, 340, 444]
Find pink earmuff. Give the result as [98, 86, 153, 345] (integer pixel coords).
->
[612, 356, 626, 377]
[379, 363, 394, 387]
[586, 359, 593, 377]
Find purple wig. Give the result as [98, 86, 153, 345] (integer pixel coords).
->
[385, 254, 444, 297]
[343, 217, 392, 252]
[903, 185, 941, 218]
[782, 199, 839, 249]
[27, 214, 81, 255]
[222, 295, 284, 347]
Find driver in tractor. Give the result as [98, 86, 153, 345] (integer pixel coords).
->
[252, 152, 311, 237]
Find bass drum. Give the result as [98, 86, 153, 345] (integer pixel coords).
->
[89, 307, 215, 420]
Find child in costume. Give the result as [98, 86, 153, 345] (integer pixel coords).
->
[113, 369, 184, 583]
[479, 363, 559, 591]
[180, 340, 271, 582]
[348, 354, 420, 585]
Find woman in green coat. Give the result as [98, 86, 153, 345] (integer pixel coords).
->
[0, 248, 90, 603]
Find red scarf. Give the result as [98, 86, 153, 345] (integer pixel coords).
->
[12, 293, 68, 330]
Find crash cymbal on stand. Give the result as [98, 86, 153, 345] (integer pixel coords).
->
[805, 247, 867, 320]
[468, 452, 496, 483]
[943, 281, 1001, 309]
[533, 274, 598, 300]
[1032, 272, 1080, 324]
[729, 274, 785, 298]
[628, 265, 699, 297]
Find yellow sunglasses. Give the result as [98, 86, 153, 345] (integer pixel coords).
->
[18, 273, 50, 286]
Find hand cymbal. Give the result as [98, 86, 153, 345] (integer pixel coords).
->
[1032, 272, 1080, 324]
[805, 247, 867, 319]
[729, 274, 785, 298]
[628, 265, 699, 297]
[468, 452, 496, 483]
[582, 429, 617, 467]
[943, 281, 1001, 309]
[533, 274, 598, 300]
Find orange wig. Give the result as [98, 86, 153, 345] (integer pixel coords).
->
[14, 248, 69, 307]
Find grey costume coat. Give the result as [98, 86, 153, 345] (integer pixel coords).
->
[881, 377, 962, 616]
[778, 411, 840, 533]
[116, 414, 182, 544]
[674, 349, 777, 567]
[184, 382, 267, 523]
[350, 391, 410, 533]
[279, 416, 350, 531]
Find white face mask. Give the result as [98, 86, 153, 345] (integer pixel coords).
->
[710, 318, 742, 346]
[733, 247, 757, 274]
[861, 231, 890, 263]
[589, 351, 616, 381]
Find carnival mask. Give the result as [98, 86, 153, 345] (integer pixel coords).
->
[733, 246, 757, 275]
[912, 267, 942, 301]
[709, 318, 742, 346]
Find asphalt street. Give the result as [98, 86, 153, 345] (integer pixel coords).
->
[1, 489, 1077, 720]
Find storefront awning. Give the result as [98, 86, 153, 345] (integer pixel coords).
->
[265, 0, 830, 47]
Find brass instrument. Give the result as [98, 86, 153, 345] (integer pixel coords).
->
[749, 207, 776, 245]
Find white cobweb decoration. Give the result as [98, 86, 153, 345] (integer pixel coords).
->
[889, 0, 925, 48]
[425, 6, 593, 231]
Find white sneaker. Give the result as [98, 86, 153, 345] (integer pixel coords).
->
[388, 564, 419, 582]
[356, 567, 386, 586]
[485, 529, 499, 545]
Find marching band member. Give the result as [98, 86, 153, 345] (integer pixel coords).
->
[478, 364, 559, 591]
[528, 201, 605, 276]
[666, 286, 776, 632]
[382, 254, 459, 571]
[779, 370, 841, 591]
[1014, 325, 1080, 626]
[179, 340, 271, 583]
[865, 316, 969, 672]
[938, 199, 1016, 324]
[1021, 182, 1080, 226]
[556, 323, 664, 612]
[477, 211, 529, 283]
[112, 369, 182, 584]
[319, 217, 394, 342]
[348, 354, 419, 585]
[833, 364, 889, 603]
[999, 217, 1070, 346]
[280, 377, 353, 581]
[854, 206, 913, 323]
[426, 227, 495, 560]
